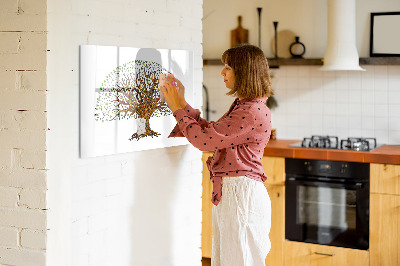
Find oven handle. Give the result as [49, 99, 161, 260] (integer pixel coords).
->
[286, 177, 364, 189]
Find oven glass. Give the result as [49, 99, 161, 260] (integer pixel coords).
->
[297, 185, 357, 244]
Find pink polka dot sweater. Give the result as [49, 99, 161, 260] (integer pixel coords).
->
[168, 97, 271, 206]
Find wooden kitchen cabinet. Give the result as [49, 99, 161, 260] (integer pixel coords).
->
[370, 193, 400, 266]
[262, 156, 285, 266]
[370, 163, 400, 266]
[264, 184, 285, 266]
[284, 241, 369, 266]
[202, 152, 213, 258]
[261, 156, 285, 186]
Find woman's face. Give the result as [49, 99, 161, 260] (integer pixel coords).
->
[220, 64, 235, 89]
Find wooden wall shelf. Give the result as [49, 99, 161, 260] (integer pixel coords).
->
[203, 58, 323, 67]
[203, 57, 400, 67]
[268, 58, 323, 67]
[359, 57, 400, 65]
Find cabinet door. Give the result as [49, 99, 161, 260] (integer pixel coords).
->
[284, 241, 369, 266]
[261, 156, 285, 185]
[202, 152, 213, 258]
[370, 193, 400, 266]
[264, 184, 284, 266]
[370, 163, 400, 195]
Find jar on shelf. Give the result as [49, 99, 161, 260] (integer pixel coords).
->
[289, 36, 306, 58]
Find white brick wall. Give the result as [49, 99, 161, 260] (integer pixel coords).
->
[4, 0, 203, 265]
[47, 0, 203, 266]
[0, 0, 48, 265]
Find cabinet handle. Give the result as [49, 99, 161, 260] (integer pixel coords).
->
[314, 252, 335, 257]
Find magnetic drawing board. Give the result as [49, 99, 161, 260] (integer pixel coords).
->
[80, 45, 194, 157]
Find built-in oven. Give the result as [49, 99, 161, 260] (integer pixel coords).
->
[285, 158, 369, 250]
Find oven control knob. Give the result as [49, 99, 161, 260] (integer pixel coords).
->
[304, 161, 312, 171]
[340, 164, 347, 174]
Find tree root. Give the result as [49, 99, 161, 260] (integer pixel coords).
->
[129, 130, 161, 141]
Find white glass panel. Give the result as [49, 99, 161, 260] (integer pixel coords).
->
[80, 45, 194, 157]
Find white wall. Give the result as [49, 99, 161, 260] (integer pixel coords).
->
[271, 65, 400, 144]
[46, 0, 203, 266]
[204, 65, 400, 144]
[203, 0, 400, 58]
[203, 0, 400, 145]
[204, 0, 326, 59]
[0, 0, 48, 265]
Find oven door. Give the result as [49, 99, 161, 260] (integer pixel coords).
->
[285, 177, 369, 250]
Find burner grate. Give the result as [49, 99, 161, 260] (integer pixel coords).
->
[301, 135, 339, 149]
[340, 137, 377, 151]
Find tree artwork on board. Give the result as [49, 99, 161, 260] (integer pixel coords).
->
[94, 59, 172, 141]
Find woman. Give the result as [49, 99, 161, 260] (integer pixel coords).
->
[160, 44, 273, 266]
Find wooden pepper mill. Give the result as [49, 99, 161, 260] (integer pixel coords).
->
[231, 16, 249, 48]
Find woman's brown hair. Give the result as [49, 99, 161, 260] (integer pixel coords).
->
[221, 44, 273, 99]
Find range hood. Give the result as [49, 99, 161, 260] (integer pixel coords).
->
[320, 0, 365, 71]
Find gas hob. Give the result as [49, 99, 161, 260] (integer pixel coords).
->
[289, 135, 382, 151]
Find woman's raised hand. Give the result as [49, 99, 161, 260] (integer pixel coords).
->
[174, 76, 187, 108]
[159, 75, 185, 113]
[166, 74, 187, 108]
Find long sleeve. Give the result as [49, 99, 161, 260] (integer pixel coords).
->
[172, 105, 257, 152]
[168, 103, 211, 137]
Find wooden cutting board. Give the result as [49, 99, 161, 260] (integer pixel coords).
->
[231, 16, 249, 48]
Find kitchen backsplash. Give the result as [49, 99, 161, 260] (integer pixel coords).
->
[203, 65, 400, 144]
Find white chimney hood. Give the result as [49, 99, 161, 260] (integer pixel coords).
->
[320, 0, 365, 71]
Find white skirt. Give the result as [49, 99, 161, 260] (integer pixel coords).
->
[212, 176, 271, 266]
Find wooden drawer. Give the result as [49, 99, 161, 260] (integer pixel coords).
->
[370, 163, 400, 195]
[284, 241, 369, 266]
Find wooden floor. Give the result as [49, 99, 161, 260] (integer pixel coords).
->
[202, 257, 211, 266]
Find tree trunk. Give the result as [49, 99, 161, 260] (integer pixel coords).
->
[130, 116, 160, 141]
[136, 118, 146, 135]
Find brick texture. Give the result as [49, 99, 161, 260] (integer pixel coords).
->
[19, 189, 47, 209]
[21, 229, 46, 249]
[0, 247, 46, 266]
[0, 169, 47, 189]
[0, 227, 19, 247]
[0, 0, 47, 264]
[0, 187, 19, 208]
